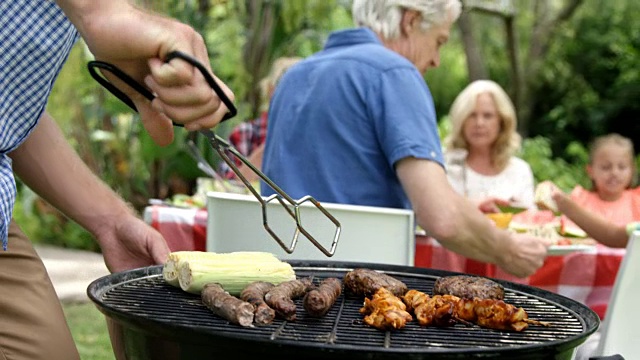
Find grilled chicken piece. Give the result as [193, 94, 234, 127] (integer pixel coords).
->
[403, 289, 549, 332]
[403, 291, 461, 327]
[360, 287, 412, 330]
[344, 268, 408, 297]
[462, 298, 549, 332]
[433, 275, 505, 300]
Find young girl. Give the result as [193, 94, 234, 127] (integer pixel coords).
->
[565, 133, 639, 233]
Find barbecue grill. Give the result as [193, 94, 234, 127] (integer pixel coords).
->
[88, 260, 599, 360]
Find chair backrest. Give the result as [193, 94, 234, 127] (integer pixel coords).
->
[206, 191, 415, 266]
[594, 230, 640, 358]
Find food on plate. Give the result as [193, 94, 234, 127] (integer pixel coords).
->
[264, 277, 314, 321]
[433, 275, 505, 300]
[559, 218, 588, 238]
[201, 283, 255, 327]
[534, 182, 559, 213]
[403, 289, 549, 332]
[240, 281, 276, 325]
[303, 277, 342, 317]
[343, 268, 408, 297]
[164, 251, 296, 295]
[485, 212, 513, 229]
[360, 287, 412, 330]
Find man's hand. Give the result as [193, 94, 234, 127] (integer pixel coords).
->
[58, 1, 234, 146]
[496, 232, 552, 278]
[96, 215, 170, 273]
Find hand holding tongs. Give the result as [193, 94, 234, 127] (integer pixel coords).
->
[87, 51, 340, 256]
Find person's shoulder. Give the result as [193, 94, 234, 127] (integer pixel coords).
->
[569, 185, 595, 201]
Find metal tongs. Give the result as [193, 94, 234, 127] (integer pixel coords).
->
[87, 51, 341, 256]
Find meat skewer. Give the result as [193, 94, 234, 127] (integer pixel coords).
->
[264, 277, 314, 321]
[343, 268, 408, 297]
[402, 289, 549, 332]
[360, 287, 412, 330]
[303, 277, 342, 317]
[240, 281, 276, 325]
[201, 283, 255, 327]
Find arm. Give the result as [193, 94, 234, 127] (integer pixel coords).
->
[397, 158, 551, 278]
[550, 185, 629, 248]
[9, 112, 170, 272]
[54, 0, 234, 146]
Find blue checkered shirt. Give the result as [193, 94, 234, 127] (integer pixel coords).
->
[0, 0, 78, 249]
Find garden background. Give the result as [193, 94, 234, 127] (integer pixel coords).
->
[13, 0, 640, 252]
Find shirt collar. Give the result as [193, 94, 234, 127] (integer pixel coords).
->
[324, 27, 382, 50]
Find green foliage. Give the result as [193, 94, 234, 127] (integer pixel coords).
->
[15, 0, 638, 252]
[530, 0, 640, 155]
[520, 136, 590, 192]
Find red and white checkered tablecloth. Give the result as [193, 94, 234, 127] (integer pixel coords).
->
[415, 235, 625, 320]
[143, 205, 208, 252]
[143, 205, 624, 320]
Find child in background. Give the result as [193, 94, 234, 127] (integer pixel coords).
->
[564, 133, 639, 232]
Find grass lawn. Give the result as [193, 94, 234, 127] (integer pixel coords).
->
[63, 302, 115, 360]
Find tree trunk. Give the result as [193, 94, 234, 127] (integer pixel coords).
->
[520, 0, 584, 136]
[243, 0, 276, 118]
[457, 11, 488, 81]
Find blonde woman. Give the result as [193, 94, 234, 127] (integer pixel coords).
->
[444, 80, 535, 212]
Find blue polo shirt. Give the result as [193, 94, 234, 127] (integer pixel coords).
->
[261, 27, 444, 209]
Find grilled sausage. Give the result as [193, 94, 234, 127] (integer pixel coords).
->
[343, 268, 408, 297]
[201, 283, 255, 327]
[264, 277, 314, 321]
[303, 277, 342, 317]
[433, 275, 505, 300]
[240, 281, 276, 325]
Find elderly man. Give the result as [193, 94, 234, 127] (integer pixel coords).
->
[261, 0, 551, 278]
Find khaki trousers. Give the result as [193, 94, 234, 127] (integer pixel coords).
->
[0, 220, 80, 360]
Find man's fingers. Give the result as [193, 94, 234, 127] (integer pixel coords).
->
[136, 102, 175, 146]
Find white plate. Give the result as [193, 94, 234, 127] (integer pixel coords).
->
[548, 244, 597, 255]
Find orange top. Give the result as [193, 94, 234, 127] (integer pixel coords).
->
[567, 186, 640, 226]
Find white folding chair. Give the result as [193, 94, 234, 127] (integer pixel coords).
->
[591, 230, 640, 359]
[205, 191, 416, 266]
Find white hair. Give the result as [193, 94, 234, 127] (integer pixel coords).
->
[352, 0, 462, 40]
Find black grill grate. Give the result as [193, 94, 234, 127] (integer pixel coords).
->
[89, 262, 598, 358]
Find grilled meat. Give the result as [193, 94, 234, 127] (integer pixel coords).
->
[303, 277, 342, 317]
[360, 287, 412, 330]
[264, 277, 314, 321]
[402, 289, 549, 332]
[403, 290, 460, 327]
[201, 283, 255, 327]
[344, 268, 408, 297]
[433, 275, 505, 300]
[240, 281, 276, 325]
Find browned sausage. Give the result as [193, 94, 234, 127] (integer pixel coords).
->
[240, 281, 276, 325]
[264, 277, 314, 321]
[201, 283, 254, 327]
[303, 277, 342, 317]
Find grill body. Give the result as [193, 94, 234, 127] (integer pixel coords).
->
[88, 261, 599, 360]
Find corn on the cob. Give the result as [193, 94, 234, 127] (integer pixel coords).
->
[163, 251, 296, 295]
[163, 251, 221, 287]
